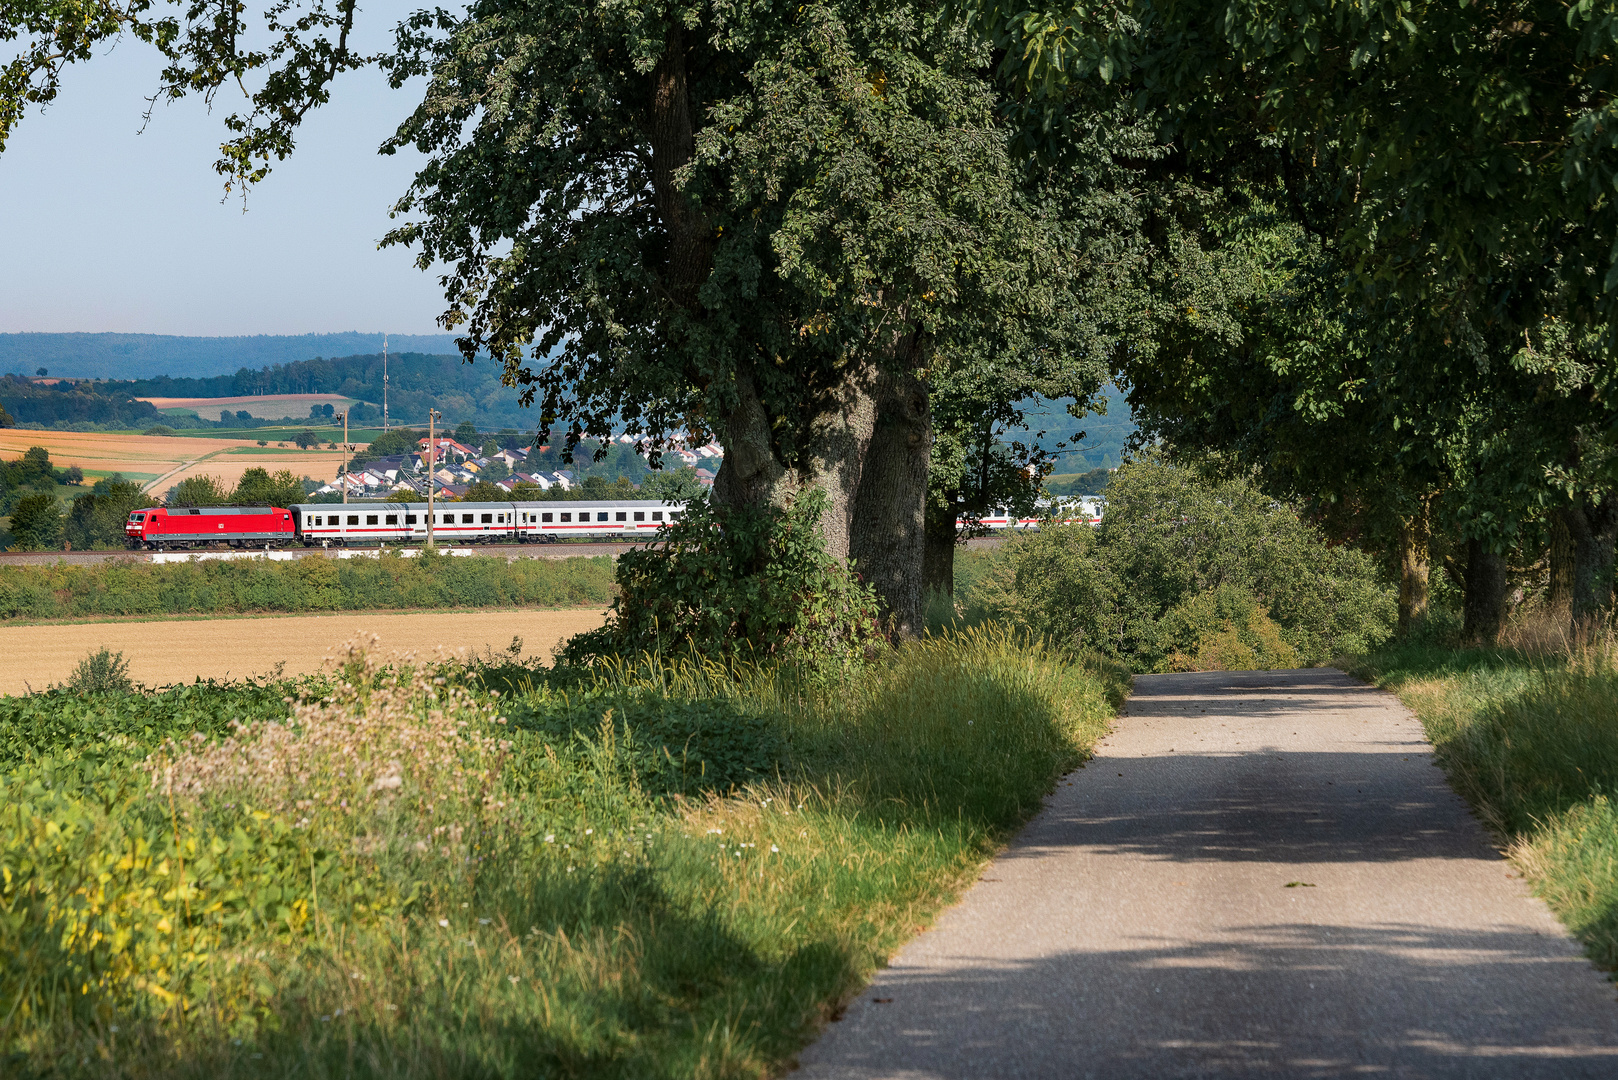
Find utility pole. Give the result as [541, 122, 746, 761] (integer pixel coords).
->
[427, 411, 440, 553]
[426, 409, 441, 550]
[382, 333, 390, 433]
[341, 410, 349, 505]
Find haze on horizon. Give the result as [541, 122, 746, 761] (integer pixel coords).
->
[0, 3, 449, 339]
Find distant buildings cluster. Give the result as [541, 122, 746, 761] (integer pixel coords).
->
[312, 436, 724, 500]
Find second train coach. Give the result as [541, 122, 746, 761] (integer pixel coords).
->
[290, 500, 687, 545]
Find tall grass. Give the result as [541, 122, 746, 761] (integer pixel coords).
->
[1349, 617, 1618, 970]
[1, 625, 1126, 1078]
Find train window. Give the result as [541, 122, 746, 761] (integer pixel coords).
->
[542, 512, 553, 523]
[366, 515, 379, 525]
[462, 513, 474, 524]
[189, 508, 201, 515]
[652, 511, 663, 521]
[347, 515, 359, 525]
[442, 514, 453, 524]
[405, 515, 417, 525]
[669, 512, 682, 521]
[481, 513, 493, 524]
[560, 512, 571, 523]
[634, 511, 645, 521]
[386, 515, 398, 525]
[497, 514, 505, 523]
[311, 516, 321, 526]
[597, 512, 609, 522]
[616, 512, 627, 522]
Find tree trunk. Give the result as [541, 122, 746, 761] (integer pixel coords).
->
[1548, 508, 1575, 610]
[1562, 496, 1618, 623]
[922, 501, 958, 597]
[1396, 502, 1431, 638]
[649, 23, 713, 309]
[848, 368, 931, 637]
[711, 360, 881, 560]
[1462, 539, 1508, 645]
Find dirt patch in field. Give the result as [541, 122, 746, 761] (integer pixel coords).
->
[140, 393, 362, 420]
[0, 608, 607, 694]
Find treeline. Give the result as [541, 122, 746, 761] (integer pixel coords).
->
[0, 551, 616, 620]
[0, 375, 163, 428]
[113, 351, 535, 429]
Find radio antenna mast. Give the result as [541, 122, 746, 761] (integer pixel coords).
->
[382, 334, 390, 433]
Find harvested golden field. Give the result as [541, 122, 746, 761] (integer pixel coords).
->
[0, 607, 607, 694]
[140, 392, 362, 420]
[0, 428, 346, 492]
[158, 444, 345, 491]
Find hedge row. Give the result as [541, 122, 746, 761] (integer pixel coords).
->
[0, 551, 616, 620]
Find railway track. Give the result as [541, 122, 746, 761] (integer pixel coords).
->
[0, 534, 1008, 567]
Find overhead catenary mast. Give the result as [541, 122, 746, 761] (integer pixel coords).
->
[382, 333, 389, 433]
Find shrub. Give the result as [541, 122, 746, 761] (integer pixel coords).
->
[142, 425, 173, 436]
[60, 646, 135, 693]
[560, 491, 886, 668]
[962, 455, 1395, 670]
[1157, 584, 1302, 671]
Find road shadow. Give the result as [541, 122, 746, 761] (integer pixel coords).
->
[805, 922, 1618, 1079]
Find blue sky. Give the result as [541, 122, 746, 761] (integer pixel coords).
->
[0, 7, 449, 336]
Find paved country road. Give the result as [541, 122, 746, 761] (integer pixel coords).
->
[797, 669, 1618, 1079]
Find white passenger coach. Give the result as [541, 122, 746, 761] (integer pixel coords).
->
[291, 499, 687, 545]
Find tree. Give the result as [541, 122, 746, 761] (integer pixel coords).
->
[65, 479, 157, 548]
[168, 475, 230, 507]
[34, 368, 45, 378]
[458, 480, 506, 502]
[454, 421, 478, 443]
[971, 0, 1618, 627]
[293, 429, 321, 449]
[639, 467, 705, 503]
[0, 0, 1128, 637]
[233, 467, 305, 507]
[9, 492, 62, 550]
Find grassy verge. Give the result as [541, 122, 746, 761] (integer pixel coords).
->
[0, 551, 617, 621]
[1345, 638, 1618, 970]
[1, 625, 1127, 1078]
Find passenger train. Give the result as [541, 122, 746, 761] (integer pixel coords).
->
[125, 497, 1097, 550]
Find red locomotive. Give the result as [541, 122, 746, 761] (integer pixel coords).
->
[126, 506, 296, 550]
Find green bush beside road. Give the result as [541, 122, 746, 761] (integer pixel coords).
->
[952, 456, 1396, 671]
[0, 550, 617, 620]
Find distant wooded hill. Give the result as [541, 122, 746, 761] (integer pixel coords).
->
[1009, 389, 1136, 471]
[0, 333, 464, 380]
[0, 375, 163, 428]
[116, 352, 536, 430]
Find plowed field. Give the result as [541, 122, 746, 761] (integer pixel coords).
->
[0, 608, 606, 694]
